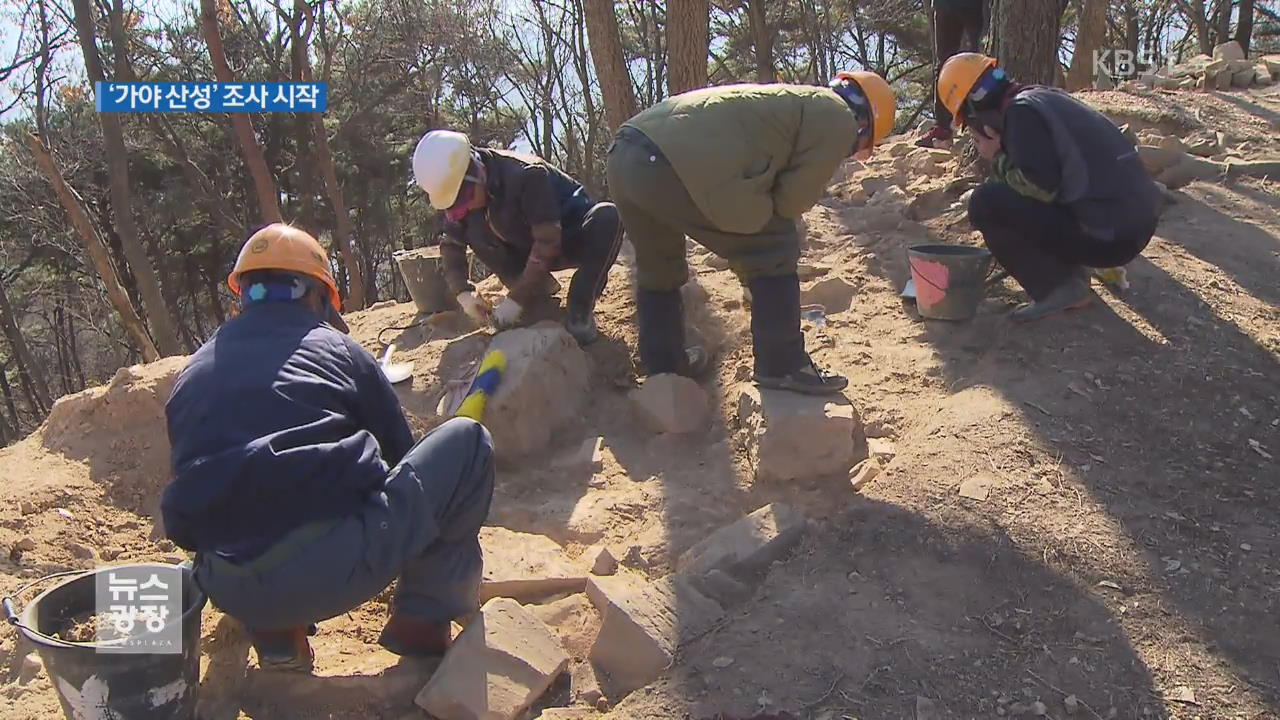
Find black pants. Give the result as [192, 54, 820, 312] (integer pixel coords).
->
[968, 182, 1155, 300]
[469, 202, 624, 314]
[933, 4, 985, 129]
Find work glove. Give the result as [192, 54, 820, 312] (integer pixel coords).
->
[457, 291, 491, 326]
[492, 297, 523, 330]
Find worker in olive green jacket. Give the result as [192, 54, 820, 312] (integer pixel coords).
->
[607, 75, 896, 395]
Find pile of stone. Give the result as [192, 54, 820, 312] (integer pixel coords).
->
[1141, 41, 1280, 92]
[410, 502, 810, 719]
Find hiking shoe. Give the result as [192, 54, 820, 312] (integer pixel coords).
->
[915, 125, 953, 148]
[1011, 279, 1093, 323]
[250, 626, 315, 672]
[754, 360, 848, 395]
[378, 615, 452, 658]
[565, 313, 599, 346]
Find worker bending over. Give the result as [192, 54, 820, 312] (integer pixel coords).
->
[939, 53, 1160, 322]
[917, 0, 986, 148]
[163, 224, 495, 671]
[413, 131, 623, 345]
[606, 74, 895, 395]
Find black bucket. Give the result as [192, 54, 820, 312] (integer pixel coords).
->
[5, 564, 207, 720]
[906, 244, 994, 321]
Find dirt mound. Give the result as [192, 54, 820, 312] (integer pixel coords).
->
[38, 355, 187, 516]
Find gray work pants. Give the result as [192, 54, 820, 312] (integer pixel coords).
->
[193, 418, 495, 630]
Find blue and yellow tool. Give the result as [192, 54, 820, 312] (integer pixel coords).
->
[454, 350, 506, 423]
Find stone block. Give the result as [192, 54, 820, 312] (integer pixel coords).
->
[736, 385, 866, 482]
[630, 374, 710, 434]
[678, 503, 807, 578]
[481, 527, 587, 603]
[486, 325, 590, 458]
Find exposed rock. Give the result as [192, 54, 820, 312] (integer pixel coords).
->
[18, 501, 36, 515]
[586, 574, 723, 697]
[480, 527, 587, 603]
[704, 254, 731, 271]
[861, 176, 901, 198]
[570, 660, 605, 708]
[1215, 68, 1234, 90]
[1136, 145, 1187, 175]
[486, 325, 591, 459]
[630, 374, 710, 435]
[1157, 135, 1188, 153]
[886, 142, 913, 158]
[1093, 72, 1115, 90]
[736, 385, 866, 482]
[583, 544, 618, 576]
[1213, 40, 1245, 62]
[1256, 65, 1274, 86]
[958, 473, 997, 501]
[416, 597, 569, 720]
[102, 546, 125, 561]
[13, 536, 37, 552]
[1184, 134, 1220, 157]
[68, 542, 96, 560]
[684, 568, 751, 608]
[867, 185, 908, 210]
[678, 503, 807, 578]
[801, 277, 857, 314]
[904, 148, 948, 177]
[796, 262, 830, 281]
[1263, 55, 1280, 75]
[849, 458, 882, 491]
[867, 437, 897, 463]
[907, 186, 952, 221]
[1232, 67, 1255, 88]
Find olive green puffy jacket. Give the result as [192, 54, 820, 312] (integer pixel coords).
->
[622, 84, 857, 235]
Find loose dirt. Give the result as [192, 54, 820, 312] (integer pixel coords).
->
[0, 86, 1277, 720]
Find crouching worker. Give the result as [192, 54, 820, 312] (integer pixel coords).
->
[939, 53, 1161, 322]
[162, 224, 495, 671]
[606, 73, 895, 395]
[412, 130, 624, 345]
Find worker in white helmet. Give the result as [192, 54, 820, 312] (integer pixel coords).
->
[412, 130, 623, 345]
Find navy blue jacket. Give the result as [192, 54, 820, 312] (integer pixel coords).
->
[162, 301, 414, 561]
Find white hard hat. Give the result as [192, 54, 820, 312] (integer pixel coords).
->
[412, 130, 474, 210]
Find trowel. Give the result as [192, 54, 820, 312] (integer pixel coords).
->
[380, 344, 414, 385]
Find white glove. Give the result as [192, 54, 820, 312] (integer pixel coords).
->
[457, 291, 491, 326]
[492, 297, 523, 329]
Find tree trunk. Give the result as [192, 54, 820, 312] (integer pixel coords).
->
[1180, 0, 1213, 53]
[1235, 0, 1254, 53]
[745, 0, 777, 82]
[583, 0, 639, 132]
[72, 0, 184, 358]
[667, 0, 710, 94]
[200, 0, 283, 226]
[27, 133, 161, 362]
[1212, 0, 1232, 46]
[0, 275, 50, 413]
[994, 0, 1063, 85]
[0, 362, 22, 438]
[1068, 0, 1109, 90]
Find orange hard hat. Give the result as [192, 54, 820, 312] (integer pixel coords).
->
[937, 52, 998, 127]
[227, 223, 342, 310]
[832, 70, 896, 145]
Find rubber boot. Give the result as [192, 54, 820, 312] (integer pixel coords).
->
[748, 274, 848, 395]
[565, 296, 599, 346]
[636, 288, 709, 377]
[378, 614, 453, 658]
[1011, 275, 1092, 323]
[250, 625, 315, 672]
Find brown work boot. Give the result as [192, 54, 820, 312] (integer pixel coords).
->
[250, 626, 314, 672]
[378, 615, 452, 657]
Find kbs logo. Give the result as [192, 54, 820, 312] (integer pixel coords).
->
[1093, 49, 1158, 79]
